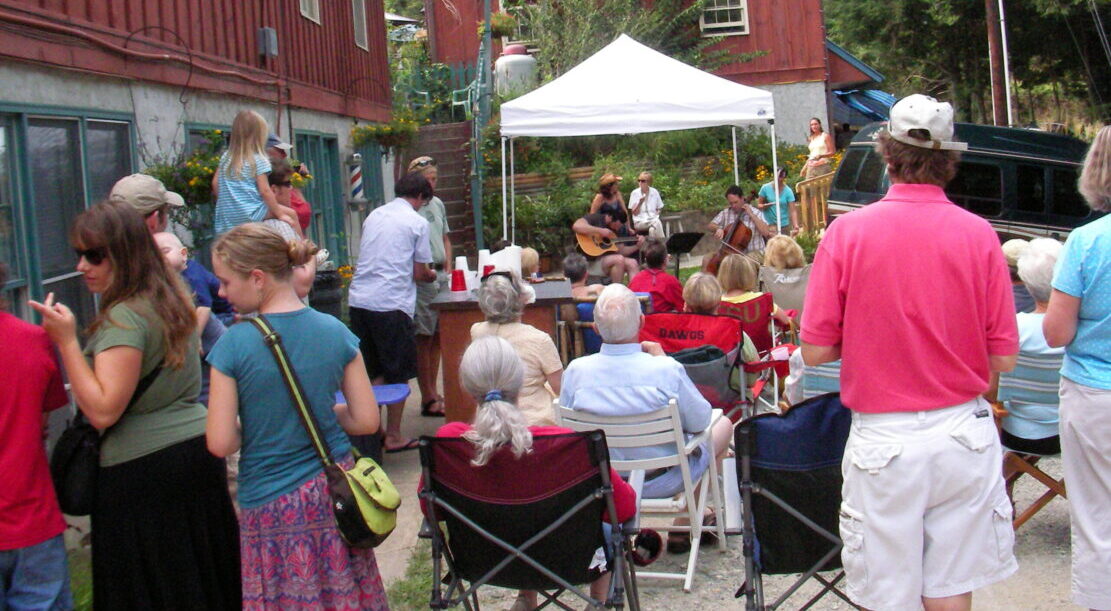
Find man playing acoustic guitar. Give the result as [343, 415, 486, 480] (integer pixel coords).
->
[572, 209, 643, 284]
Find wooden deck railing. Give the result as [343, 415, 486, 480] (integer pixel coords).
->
[795, 172, 834, 234]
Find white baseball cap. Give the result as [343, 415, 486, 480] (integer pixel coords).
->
[887, 94, 968, 151]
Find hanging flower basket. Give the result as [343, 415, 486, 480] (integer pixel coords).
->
[351, 119, 419, 151]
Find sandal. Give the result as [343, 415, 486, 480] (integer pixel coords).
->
[421, 398, 446, 417]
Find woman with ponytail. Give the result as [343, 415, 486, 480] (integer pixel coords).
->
[205, 223, 387, 610]
[425, 336, 637, 610]
[29, 200, 240, 609]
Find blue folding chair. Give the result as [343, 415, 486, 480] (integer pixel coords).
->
[734, 393, 858, 610]
[339, 384, 411, 464]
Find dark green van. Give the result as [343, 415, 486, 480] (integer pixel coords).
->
[828, 122, 1099, 240]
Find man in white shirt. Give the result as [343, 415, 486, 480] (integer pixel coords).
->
[629, 172, 665, 239]
[348, 172, 438, 454]
[560, 284, 733, 501]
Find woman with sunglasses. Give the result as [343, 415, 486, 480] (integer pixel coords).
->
[29, 201, 241, 609]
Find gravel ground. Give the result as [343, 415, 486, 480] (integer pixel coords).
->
[475, 456, 1076, 610]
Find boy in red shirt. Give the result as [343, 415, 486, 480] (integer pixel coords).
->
[0, 263, 73, 608]
[801, 95, 1019, 610]
[628, 239, 684, 313]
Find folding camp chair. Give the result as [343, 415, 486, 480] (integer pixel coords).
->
[555, 400, 726, 593]
[419, 431, 639, 610]
[734, 392, 859, 610]
[718, 295, 798, 414]
[995, 351, 1067, 530]
[638, 312, 747, 419]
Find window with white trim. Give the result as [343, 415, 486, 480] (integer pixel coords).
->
[700, 0, 749, 36]
[352, 0, 369, 50]
[300, 0, 321, 24]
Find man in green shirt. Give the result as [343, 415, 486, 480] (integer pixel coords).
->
[410, 156, 452, 417]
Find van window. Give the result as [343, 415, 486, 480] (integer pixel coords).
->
[833, 147, 867, 191]
[947, 162, 1002, 217]
[854, 148, 886, 195]
[1016, 165, 1045, 213]
[1051, 168, 1088, 217]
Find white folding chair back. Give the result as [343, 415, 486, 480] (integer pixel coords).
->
[555, 400, 726, 591]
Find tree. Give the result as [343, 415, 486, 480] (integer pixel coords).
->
[825, 0, 1111, 123]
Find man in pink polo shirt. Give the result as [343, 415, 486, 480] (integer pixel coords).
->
[801, 95, 1020, 611]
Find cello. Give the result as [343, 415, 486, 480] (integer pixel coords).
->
[702, 215, 752, 275]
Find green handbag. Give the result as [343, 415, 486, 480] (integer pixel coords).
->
[250, 316, 400, 548]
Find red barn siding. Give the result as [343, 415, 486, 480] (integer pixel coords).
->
[709, 0, 828, 87]
[0, 0, 391, 122]
[426, 0, 500, 67]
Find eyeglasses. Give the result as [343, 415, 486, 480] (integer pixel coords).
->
[412, 157, 437, 168]
[74, 247, 108, 266]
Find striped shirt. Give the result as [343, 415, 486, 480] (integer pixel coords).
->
[214, 152, 271, 235]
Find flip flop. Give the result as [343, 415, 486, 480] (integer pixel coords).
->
[385, 438, 420, 453]
[420, 398, 446, 418]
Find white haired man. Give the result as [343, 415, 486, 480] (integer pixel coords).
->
[802, 94, 1019, 610]
[559, 284, 732, 549]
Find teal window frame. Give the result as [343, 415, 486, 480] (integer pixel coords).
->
[0, 103, 137, 319]
[293, 130, 347, 263]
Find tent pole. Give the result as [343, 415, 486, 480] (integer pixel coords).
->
[500, 136, 508, 241]
[510, 137, 517, 244]
[731, 126, 740, 185]
[769, 120, 782, 231]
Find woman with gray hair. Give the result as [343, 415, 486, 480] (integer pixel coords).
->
[987, 237, 1064, 454]
[1043, 125, 1111, 610]
[471, 272, 563, 426]
[425, 336, 636, 611]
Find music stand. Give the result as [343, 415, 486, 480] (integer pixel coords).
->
[666, 232, 705, 277]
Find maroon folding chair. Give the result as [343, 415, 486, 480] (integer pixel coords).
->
[419, 431, 640, 610]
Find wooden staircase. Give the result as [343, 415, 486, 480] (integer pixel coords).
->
[402, 121, 476, 255]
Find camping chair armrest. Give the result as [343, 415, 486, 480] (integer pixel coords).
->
[418, 518, 435, 539]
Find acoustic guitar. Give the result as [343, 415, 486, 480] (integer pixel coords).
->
[575, 232, 640, 257]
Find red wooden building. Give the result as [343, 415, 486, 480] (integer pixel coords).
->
[423, 0, 883, 144]
[0, 0, 394, 320]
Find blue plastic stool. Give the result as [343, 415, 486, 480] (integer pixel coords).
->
[337, 384, 412, 464]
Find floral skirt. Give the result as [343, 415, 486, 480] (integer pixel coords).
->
[240, 467, 389, 611]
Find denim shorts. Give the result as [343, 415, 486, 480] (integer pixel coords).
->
[0, 534, 72, 611]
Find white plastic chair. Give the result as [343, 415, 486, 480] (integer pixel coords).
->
[555, 400, 726, 592]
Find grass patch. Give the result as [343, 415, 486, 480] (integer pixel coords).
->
[386, 539, 443, 610]
[68, 547, 93, 611]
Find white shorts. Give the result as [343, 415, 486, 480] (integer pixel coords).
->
[1059, 376, 1111, 610]
[839, 397, 1017, 609]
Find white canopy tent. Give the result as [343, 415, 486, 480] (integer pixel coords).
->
[497, 34, 783, 241]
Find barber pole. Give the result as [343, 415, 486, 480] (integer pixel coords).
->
[348, 153, 365, 201]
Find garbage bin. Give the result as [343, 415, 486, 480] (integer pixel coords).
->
[310, 269, 343, 319]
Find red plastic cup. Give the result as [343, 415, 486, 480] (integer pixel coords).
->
[483, 265, 495, 277]
[450, 269, 467, 291]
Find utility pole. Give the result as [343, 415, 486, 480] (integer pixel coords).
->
[985, 0, 1006, 126]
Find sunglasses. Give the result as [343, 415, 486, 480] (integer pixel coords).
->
[412, 157, 437, 168]
[74, 247, 108, 266]
[638, 179, 648, 183]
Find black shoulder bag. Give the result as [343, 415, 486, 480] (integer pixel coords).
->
[49, 364, 163, 516]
